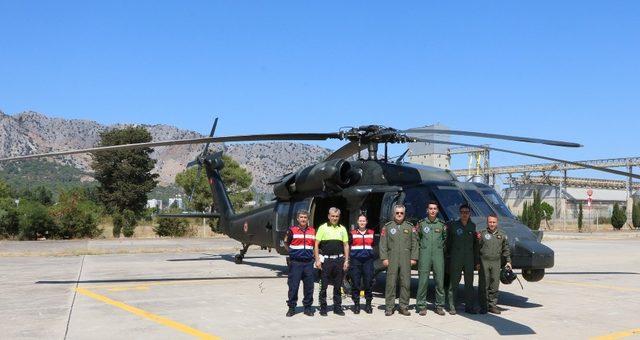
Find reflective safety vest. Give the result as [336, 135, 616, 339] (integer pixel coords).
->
[350, 228, 375, 260]
[288, 225, 316, 261]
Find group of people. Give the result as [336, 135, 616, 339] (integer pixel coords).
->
[283, 202, 511, 317]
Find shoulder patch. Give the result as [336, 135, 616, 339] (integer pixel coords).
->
[381, 227, 386, 236]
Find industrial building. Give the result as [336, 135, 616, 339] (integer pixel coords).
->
[407, 126, 639, 229]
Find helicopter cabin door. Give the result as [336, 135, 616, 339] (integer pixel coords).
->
[273, 199, 312, 255]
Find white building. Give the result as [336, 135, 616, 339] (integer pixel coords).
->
[146, 199, 163, 210]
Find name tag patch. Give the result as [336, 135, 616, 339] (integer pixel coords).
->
[403, 229, 409, 234]
[497, 235, 502, 239]
[435, 228, 442, 233]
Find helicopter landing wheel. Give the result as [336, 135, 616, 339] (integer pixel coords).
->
[234, 243, 250, 264]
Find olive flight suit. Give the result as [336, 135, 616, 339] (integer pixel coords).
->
[477, 228, 511, 311]
[379, 220, 419, 312]
[416, 217, 447, 311]
[446, 219, 478, 311]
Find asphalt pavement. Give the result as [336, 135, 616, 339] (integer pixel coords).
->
[1, 237, 639, 339]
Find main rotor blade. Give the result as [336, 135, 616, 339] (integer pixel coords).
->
[404, 128, 582, 148]
[410, 137, 640, 179]
[0, 132, 341, 162]
[325, 141, 367, 161]
[201, 117, 219, 157]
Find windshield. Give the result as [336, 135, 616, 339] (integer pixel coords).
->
[431, 186, 477, 221]
[403, 186, 443, 223]
[464, 189, 495, 217]
[481, 188, 515, 218]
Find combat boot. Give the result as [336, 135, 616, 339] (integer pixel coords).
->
[320, 306, 328, 316]
[398, 307, 411, 316]
[334, 306, 345, 316]
[303, 307, 314, 316]
[364, 300, 373, 314]
[488, 306, 501, 314]
[435, 306, 446, 316]
[353, 303, 361, 314]
[286, 307, 295, 317]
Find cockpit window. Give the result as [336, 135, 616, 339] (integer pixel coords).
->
[481, 188, 515, 218]
[402, 186, 443, 223]
[463, 189, 495, 217]
[431, 186, 476, 221]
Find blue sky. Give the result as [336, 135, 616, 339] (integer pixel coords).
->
[0, 1, 638, 176]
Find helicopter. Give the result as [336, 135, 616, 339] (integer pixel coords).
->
[3, 119, 638, 283]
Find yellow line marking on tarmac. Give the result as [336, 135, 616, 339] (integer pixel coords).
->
[544, 279, 640, 292]
[75, 287, 219, 340]
[591, 328, 640, 340]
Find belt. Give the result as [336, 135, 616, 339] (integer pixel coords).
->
[325, 254, 344, 259]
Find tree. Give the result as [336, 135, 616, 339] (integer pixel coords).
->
[0, 179, 12, 198]
[20, 186, 54, 206]
[18, 200, 58, 240]
[520, 201, 530, 226]
[0, 198, 20, 238]
[540, 201, 554, 230]
[175, 155, 254, 212]
[531, 190, 542, 230]
[577, 203, 583, 232]
[632, 202, 640, 229]
[49, 190, 103, 239]
[92, 126, 159, 215]
[611, 203, 627, 230]
[112, 212, 124, 238]
[121, 209, 137, 237]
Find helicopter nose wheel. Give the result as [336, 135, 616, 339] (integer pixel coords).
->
[235, 243, 250, 264]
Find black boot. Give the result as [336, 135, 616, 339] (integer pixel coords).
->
[364, 300, 373, 314]
[286, 307, 295, 317]
[320, 305, 328, 316]
[353, 303, 361, 314]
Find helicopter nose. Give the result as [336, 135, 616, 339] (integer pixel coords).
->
[512, 239, 554, 269]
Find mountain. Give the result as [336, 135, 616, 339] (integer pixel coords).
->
[0, 110, 331, 194]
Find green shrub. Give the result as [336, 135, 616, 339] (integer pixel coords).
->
[611, 203, 627, 230]
[0, 198, 20, 238]
[18, 200, 58, 240]
[121, 209, 137, 238]
[577, 203, 583, 232]
[633, 202, 640, 229]
[112, 213, 123, 238]
[154, 211, 191, 237]
[50, 191, 103, 239]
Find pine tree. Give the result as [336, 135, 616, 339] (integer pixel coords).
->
[632, 202, 640, 229]
[531, 190, 542, 230]
[577, 203, 583, 232]
[521, 201, 529, 226]
[611, 203, 627, 230]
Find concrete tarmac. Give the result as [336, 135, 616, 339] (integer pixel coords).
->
[1, 238, 639, 339]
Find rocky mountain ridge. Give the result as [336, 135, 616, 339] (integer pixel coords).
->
[0, 110, 331, 193]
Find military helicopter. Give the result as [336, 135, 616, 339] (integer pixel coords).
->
[3, 120, 638, 283]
